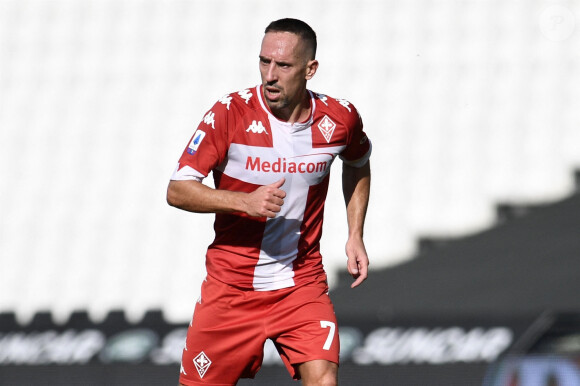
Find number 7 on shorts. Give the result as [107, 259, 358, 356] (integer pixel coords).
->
[320, 321, 336, 350]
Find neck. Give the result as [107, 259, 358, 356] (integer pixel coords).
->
[266, 89, 311, 124]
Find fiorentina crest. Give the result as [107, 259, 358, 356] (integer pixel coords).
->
[194, 351, 212, 378]
[318, 115, 336, 143]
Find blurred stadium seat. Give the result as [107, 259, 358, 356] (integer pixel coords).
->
[0, 0, 579, 324]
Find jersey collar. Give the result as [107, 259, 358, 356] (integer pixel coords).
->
[256, 85, 316, 132]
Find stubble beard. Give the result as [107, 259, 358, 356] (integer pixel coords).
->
[265, 91, 290, 116]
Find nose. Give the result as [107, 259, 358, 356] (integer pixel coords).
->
[265, 62, 277, 83]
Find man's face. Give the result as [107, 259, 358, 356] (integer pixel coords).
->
[259, 31, 316, 117]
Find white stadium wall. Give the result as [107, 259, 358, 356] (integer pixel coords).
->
[1, 0, 579, 323]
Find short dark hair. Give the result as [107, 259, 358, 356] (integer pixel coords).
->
[265, 18, 317, 59]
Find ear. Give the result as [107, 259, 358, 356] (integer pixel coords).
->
[305, 59, 319, 80]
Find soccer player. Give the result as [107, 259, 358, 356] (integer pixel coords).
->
[167, 18, 371, 386]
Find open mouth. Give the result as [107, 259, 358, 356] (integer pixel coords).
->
[265, 86, 281, 100]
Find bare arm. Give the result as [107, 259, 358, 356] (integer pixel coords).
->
[167, 178, 286, 218]
[342, 160, 371, 288]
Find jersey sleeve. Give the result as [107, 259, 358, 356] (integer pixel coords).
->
[170, 95, 235, 181]
[339, 105, 372, 167]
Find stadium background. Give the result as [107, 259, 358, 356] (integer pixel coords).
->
[0, 0, 579, 385]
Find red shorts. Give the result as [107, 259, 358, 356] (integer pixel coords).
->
[179, 274, 340, 385]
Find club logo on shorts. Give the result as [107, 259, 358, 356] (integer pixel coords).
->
[194, 351, 212, 378]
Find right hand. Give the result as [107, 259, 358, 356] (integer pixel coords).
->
[244, 178, 286, 218]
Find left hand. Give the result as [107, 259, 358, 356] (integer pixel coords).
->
[345, 236, 369, 288]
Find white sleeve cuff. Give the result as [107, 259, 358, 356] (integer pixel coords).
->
[340, 140, 372, 168]
[170, 163, 205, 182]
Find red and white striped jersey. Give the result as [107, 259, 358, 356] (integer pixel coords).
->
[171, 85, 371, 291]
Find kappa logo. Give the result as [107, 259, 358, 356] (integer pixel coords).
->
[318, 115, 336, 143]
[238, 89, 253, 104]
[187, 130, 206, 155]
[316, 93, 329, 106]
[194, 351, 212, 378]
[337, 98, 352, 112]
[219, 94, 232, 110]
[203, 111, 215, 129]
[246, 120, 268, 134]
